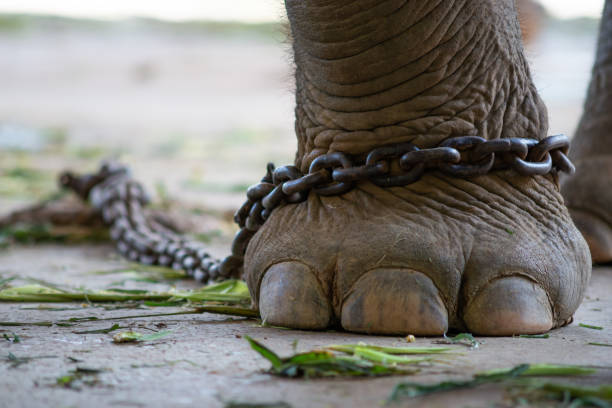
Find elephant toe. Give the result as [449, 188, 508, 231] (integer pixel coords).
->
[340, 268, 448, 336]
[258, 261, 332, 330]
[463, 276, 553, 335]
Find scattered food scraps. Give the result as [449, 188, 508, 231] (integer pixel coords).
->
[389, 364, 600, 403]
[508, 380, 612, 406]
[0, 279, 251, 305]
[245, 336, 455, 378]
[327, 343, 452, 355]
[390, 364, 531, 400]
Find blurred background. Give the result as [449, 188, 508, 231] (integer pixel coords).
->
[0, 0, 605, 246]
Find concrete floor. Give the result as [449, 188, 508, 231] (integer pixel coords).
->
[0, 244, 610, 408]
[0, 18, 610, 408]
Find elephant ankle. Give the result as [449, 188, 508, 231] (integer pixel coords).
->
[288, 0, 550, 172]
[293, 83, 549, 172]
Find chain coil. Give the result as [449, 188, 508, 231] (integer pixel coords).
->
[60, 162, 230, 283]
[61, 135, 574, 283]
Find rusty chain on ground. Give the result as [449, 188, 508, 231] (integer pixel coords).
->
[60, 134, 575, 284]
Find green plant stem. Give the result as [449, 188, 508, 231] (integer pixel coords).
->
[0, 305, 258, 327]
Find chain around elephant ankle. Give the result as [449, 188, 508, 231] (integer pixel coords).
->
[60, 134, 574, 284]
[221, 134, 575, 278]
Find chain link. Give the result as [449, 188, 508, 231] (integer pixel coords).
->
[61, 135, 575, 283]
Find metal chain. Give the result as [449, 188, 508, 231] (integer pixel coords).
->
[61, 135, 574, 284]
[60, 162, 230, 283]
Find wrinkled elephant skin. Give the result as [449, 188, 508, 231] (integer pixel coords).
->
[243, 0, 610, 336]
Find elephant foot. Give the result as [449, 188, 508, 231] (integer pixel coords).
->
[245, 173, 591, 336]
[247, 0, 592, 336]
[562, 157, 612, 264]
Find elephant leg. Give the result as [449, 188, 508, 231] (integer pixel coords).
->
[245, 0, 591, 335]
[562, 0, 612, 264]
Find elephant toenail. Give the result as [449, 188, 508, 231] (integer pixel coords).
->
[258, 261, 332, 330]
[341, 268, 448, 335]
[463, 276, 553, 335]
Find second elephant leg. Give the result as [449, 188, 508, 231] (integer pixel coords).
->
[562, 0, 612, 263]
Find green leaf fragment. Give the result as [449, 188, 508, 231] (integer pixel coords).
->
[2, 305, 257, 328]
[74, 324, 123, 334]
[56, 375, 75, 386]
[245, 337, 417, 378]
[588, 342, 612, 347]
[172, 279, 251, 303]
[327, 343, 452, 355]
[56, 367, 104, 389]
[477, 364, 596, 378]
[112, 331, 141, 343]
[143, 300, 185, 307]
[579, 323, 604, 330]
[192, 305, 259, 318]
[0, 223, 108, 245]
[435, 333, 480, 348]
[0, 276, 16, 288]
[3, 332, 20, 343]
[353, 347, 432, 365]
[511, 380, 612, 403]
[538, 383, 612, 402]
[280, 355, 413, 378]
[89, 264, 186, 280]
[5, 352, 58, 368]
[245, 335, 283, 369]
[74, 366, 104, 374]
[68, 316, 99, 322]
[519, 334, 550, 338]
[104, 288, 151, 294]
[0, 284, 171, 303]
[390, 363, 601, 403]
[25, 277, 72, 293]
[0, 279, 251, 304]
[390, 364, 531, 401]
[138, 330, 172, 342]
[0, 320, 53, 327]
[20, 305, 90, 311]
